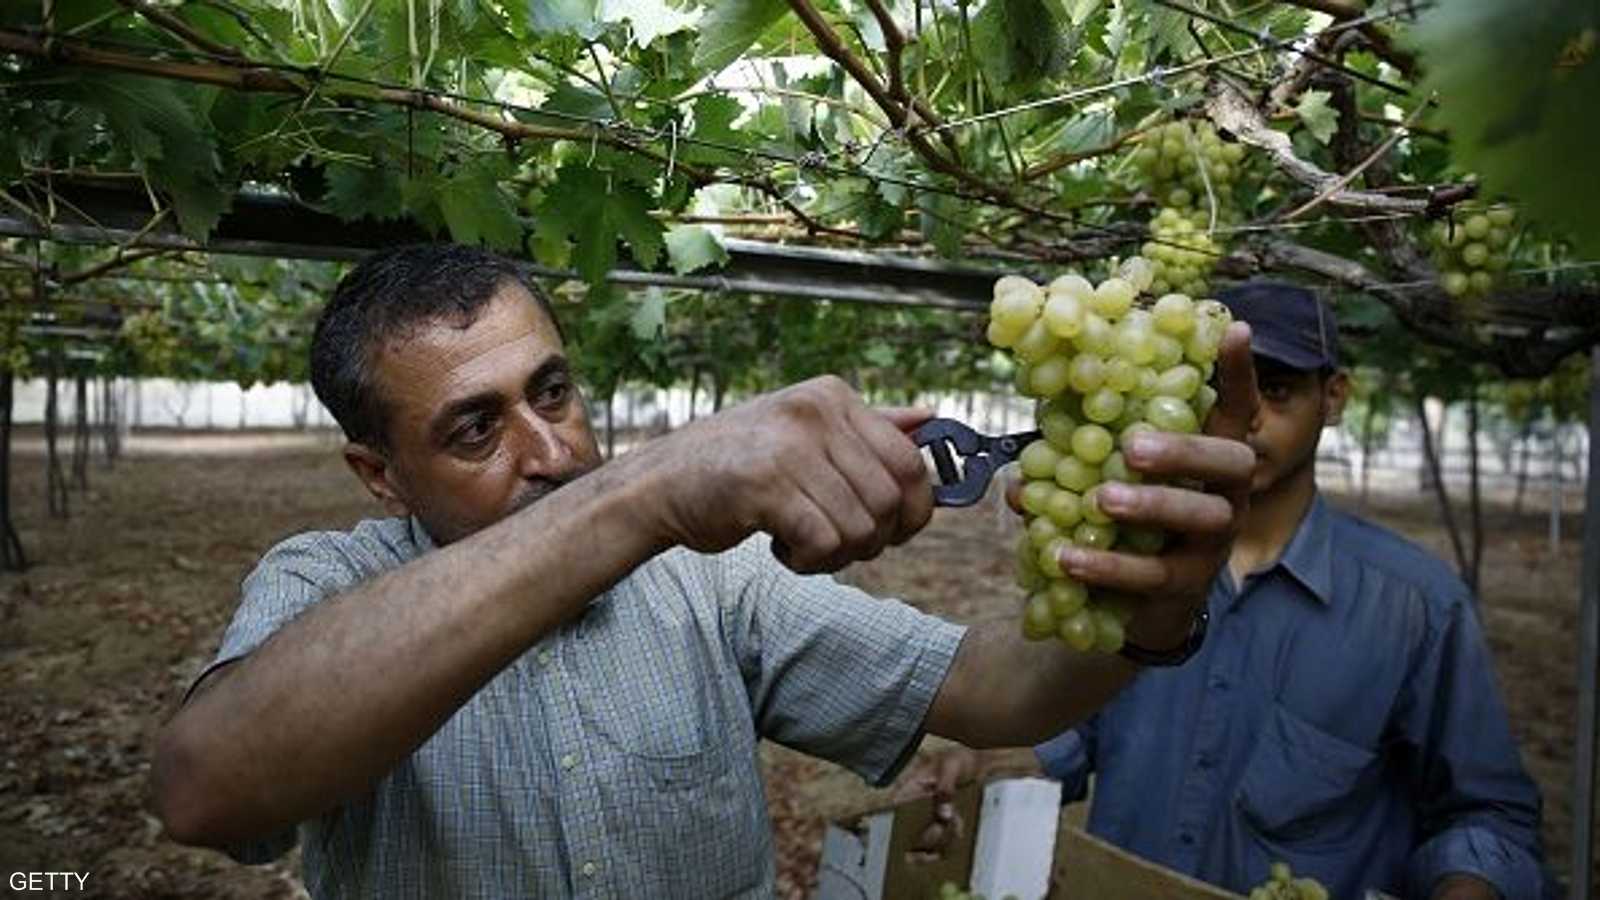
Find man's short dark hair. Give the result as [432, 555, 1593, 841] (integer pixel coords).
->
[310, 243, 562, 452]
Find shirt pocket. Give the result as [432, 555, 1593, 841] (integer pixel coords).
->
[568, 593, 726, 789]
[1235, 701, 1379, 844]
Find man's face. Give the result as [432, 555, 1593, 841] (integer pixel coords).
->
[349, 282, 603, 545]
[1245, 358, 1349, 496]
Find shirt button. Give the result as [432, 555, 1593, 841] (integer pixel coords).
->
[538, 650, 552, 667]
[581, 861, 597, 878]
[1179, 833, 1195, 846]
[1209, 676, 1228, 691]
[1197, 755, 1214, 770]
[560, 753, 577, 771]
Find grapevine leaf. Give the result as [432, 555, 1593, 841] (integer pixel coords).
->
[536, 166, 665, 284]
[323, 162, 405, 222]
[863, 342, 896, 368]
[599, 0, 702, 48]
[692, 0, 790, 73]
[439, 164, 525, 252]
[664, 225, 730, 274]
[918, 191, 965, 258]
[630, 287, 669, 340]
[1294, 89, 1339, 145]
[526, 0, 603, 38]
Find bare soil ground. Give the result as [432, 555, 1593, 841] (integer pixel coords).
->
[0, 431, 1588, 898]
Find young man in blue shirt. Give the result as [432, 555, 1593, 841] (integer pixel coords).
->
[913, 282, 1543, 899]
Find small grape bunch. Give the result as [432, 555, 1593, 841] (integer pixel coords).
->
[1128, 119, 1245, 218]
[1142, 206, 1223, 298]
[1429, 205, 1515, 300]
[1247, 862, 1330, 900]
[987, 257, 1231, 653]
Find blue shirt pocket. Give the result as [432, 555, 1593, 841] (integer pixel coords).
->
[1235, 702, 1380, 844]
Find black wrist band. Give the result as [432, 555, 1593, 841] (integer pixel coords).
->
[1119, 607, 1209, 667]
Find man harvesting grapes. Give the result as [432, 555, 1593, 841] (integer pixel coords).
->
[917, 282, 1544, 900]
[150, 243, 1258, 898]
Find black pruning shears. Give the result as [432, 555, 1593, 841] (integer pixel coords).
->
[912, 418, 1043, 507]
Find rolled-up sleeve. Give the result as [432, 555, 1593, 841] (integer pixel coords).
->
[716, 536, 967, 787]
[1034, 721, 1097, 803]
[1400, 586, 1543, 898]
[186, 531, 378, 864]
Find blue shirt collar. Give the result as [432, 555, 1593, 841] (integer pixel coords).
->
[1272, 492, 1335, 606]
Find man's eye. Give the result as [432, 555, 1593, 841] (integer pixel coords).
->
[536, 381, 570, 408]
[455, 415, 496, 446]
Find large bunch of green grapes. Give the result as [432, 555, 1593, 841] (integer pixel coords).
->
[1429, 205, 1516, 300]
[118, 310, 181, 375]
[987, 258, 1231, 653]
[1247, 862, 1329, 900]
[1129, 120, 1244, 297]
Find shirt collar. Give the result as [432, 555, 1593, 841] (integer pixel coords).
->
[408, 515, 438, 554]
[1274, 492, 1335, 606]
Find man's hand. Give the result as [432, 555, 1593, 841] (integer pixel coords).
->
[1008, 321, 1258, 649]
[642, 375, 935, 574]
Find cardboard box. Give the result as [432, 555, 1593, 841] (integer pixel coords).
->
[815, 778, 1245, 900]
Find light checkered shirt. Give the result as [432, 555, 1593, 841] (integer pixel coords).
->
[198, 516, 966, 899]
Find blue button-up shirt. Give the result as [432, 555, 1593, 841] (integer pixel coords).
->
[1036, 495, 1543, 899]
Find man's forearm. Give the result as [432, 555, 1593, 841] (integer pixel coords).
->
[153, 455, 672, 848]
[927, 620, 1141, 747]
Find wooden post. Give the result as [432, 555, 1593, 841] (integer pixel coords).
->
[1573, 344, 1600, 900]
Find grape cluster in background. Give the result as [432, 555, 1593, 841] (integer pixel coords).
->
[1247, 862, 1330, 900]
[1429, 205, 1516, 301]
[987, 258, 1230, 653]
[1129, 120, 1246, 298]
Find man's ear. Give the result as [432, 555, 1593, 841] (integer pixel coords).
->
[343, 442, 411, 517]
[1323, 370, 1351, 427]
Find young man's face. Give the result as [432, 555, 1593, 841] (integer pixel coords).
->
[1245, 357, 1349, 496]
[347, 282, 603, 545]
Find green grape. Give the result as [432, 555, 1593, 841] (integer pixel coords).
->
[1044, 488, 1083, 528]
[1080, 485, 1113, 525]
[1155, 364, 1202, 400]
[1071, 423, 1115, 464]
[1082, 386, 1126, 424]
[1119, 421, 1158, 452]
[1118, 257, 1156, 293]
[1469, 271, 1494, 294]
[1020, 480, 1057, 516]
[1048, 272, 1094, 301]
[1090, 277, 1136, 318]
[1487, 226, 1511, 249]
[1101, 451, 1139, 484]
[1055, 455, 1101, 492]
[1463, 214, 1490, 239]
[1028, 515, 1062, 549]
[986, 319, 1021, 349]
[1013, 318, 1061, 363]
[1030, 355, 1073, 396]
[990, 285, 1040, 334]
[1151, 292, 1196, 336]
[1441, 270, 1470, 297]
[1076, 313, 1115, 355]
[1059, 609, 1096, 651]
[1113, 397, 1149, 433]
[1103, 356, 1141, 392]
[1194, 384, 1219, 424]
[1150, 333, 1186, 370]
[1067, 353, 1107, 393]
[1145, 395, 1201, 434]
[1093, 608, 1125, 652]
[1461, 242, 1489, 268]
[1023, 594, 1057, 640]
[1039, 536, 1071, 578]
[1073, 520, 1117, 549]
[1112, 324, 1158, 367]
[1020, 439, 1063, 479]
[1042, 292, 1086, 338]
[1048, 578, 1088, 617]
[1040, 409, 1078, 449]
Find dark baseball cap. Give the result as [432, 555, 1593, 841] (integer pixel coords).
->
[1214, 280, 1340, 371]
